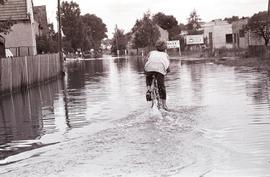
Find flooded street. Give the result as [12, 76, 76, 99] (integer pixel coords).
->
[0, 56, 270, 177]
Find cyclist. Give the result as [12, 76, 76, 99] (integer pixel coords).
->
[144, 40, 170, 111]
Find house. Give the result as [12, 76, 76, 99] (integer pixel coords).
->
[202, 19, 233, 50]
[33, 5, 49, 37]
[232, 19, 265, 49]
[156, 25, 169, 41]
[0, 0, 37, 57]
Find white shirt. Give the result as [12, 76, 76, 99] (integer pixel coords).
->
[144, 51, 170, 75]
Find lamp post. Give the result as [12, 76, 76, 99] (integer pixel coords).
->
[58, 0, 63, 73]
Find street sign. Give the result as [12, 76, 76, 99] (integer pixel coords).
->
[166, 40, 180, 49]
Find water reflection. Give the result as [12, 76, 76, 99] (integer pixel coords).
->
[0, 80, 62, 159]
[0, 57, 270, 176]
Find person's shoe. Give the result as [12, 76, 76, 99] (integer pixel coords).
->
[162, 104, 169, 111]
[161, 99, 169, 111]
[146, 90, 152, 101]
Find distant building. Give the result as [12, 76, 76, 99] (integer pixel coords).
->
[202, 19, 233, 50]
[156, 25, 169, 41]
[0, 0, 37, 56]
[232, 19, 265, 49]
[33, 5, 49, 37]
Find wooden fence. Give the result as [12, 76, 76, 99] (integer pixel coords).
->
[0, 53, 62, 95]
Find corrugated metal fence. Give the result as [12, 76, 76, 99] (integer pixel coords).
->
[0, 53, 62, 95]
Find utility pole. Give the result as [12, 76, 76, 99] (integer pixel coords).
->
[58, 0, 63, 73]
[268, 0, 270, 47]
[115, 24, 119, 57]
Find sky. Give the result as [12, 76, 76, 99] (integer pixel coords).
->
[33, 0, 269, 38]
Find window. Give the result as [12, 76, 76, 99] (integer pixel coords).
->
[226, 34, 233, 43]
[239, 30, 245, 37]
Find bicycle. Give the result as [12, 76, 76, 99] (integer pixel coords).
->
[149, 75, 162, 109]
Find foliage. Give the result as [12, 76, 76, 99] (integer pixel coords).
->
[0, 0, 14, 34]
[111, 28, 128, 55]
[0, 20, 13, 34]
[153, 12, 178, 30]
[153, 12, 181, 40]
[60, 1, 83, 51]
[186, 9, 201, 35]
[132, 12, 160, 50]
[36, 23, 58, 54]
[246, 11, 270, 46]
[81, 14, 107, 52]
[224, 16, 240, 24]
[60, 1, 107, 53]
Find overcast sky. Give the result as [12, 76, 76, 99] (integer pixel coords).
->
[33, 0, 268, 38]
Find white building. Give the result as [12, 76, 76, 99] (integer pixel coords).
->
[202, 20, 233, 50]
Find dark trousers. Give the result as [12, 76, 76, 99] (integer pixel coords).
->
[146, 71, 166, 99]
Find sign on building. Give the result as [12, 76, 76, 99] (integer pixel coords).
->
[166, 40, 180, 49]
[186, 35, 204, 45]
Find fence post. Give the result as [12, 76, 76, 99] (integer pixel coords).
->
[9, 58, 12, 92]
[38, 55, 40, 82]
[25, 56, 29, 87]
[0, 57, 2, 92]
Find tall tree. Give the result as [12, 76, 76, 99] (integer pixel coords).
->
[111, 28, 128, 55]
[153, 12, 178, 30]
[132, 12, 160, 50]
[81, 14, 107, 52]
[187, 9, 202, 35]
[60, 1, 83, 52]
[153, 12, 180, 40]
[0, 0, 14, 34]
[247, 11, 270, 46]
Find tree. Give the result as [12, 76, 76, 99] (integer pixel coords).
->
[60, 1, 83, 52]
[36, 23, 58, 54]
[186, 9, 202, 35]
[111, 28, 128, 55]
[246, 11, 270, 46]
[153, 12, 178, 30]
[81, 14, 107, 52]
[153, 12, 180, 40]
[132, 12, 160, 50]
[0, 0, 14, 34]
[224, 16, 240, 24]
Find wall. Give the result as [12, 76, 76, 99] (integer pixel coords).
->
[2, 22, 37, 56]
[0, 54, 62, 95]
[202, 20, 233, 49]
[213, 24, 233, 49]
[0, 0, 37, 56]
[157, 25, 169, 41]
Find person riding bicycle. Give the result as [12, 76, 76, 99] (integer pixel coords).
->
[144, 40, 170, 111]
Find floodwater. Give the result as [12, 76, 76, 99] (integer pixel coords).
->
[0, 56, 270, 177]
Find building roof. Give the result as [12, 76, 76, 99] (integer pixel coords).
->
[0, 0, 28, 21]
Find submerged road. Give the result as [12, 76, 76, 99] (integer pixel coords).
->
[0, 57, 270, 177]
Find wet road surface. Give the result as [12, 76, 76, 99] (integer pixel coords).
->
[0, 56, 270, 176]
